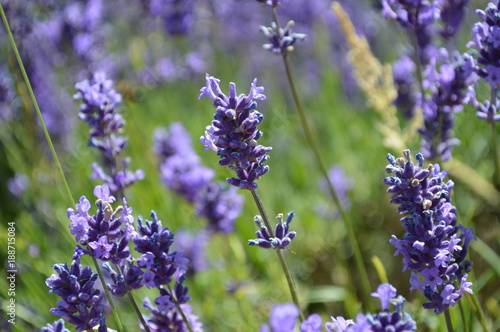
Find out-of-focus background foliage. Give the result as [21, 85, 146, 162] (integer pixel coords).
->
[0, 0, 498, 331]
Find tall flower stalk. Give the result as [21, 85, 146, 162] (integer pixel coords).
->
[0, 5, 127, 331]
[254, 1, 372, 310]
[199, 74, 304, 321]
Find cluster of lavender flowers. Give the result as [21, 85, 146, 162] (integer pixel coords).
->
[199, 74, 271, 190]
[468, 1, 500, 123]
[74, 71, 144, 195]
[154, 122, 243, 233]
[383, 150, 475, 314]
[153, 121, 244, 273]
[260, 284, 416, 332]
[48, 184, 201, 331]
[381, 0, 477, 162]
[418, 50, 477, 161]
[45, 248, 108, 332]
[147, 0, 194, 36]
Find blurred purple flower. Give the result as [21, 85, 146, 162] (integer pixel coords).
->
[174, 229, 210, 274]
[7, 173, 29, 197]
[195, 182, 244, 234]
[260, 303, 299, 332]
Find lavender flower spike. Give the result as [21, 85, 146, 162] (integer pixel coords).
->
[383, 150, 475, 314]
[249, 212, 296, 249]
[46, 250, 107, 332]
[199, 74, 272, 190]
[260, 21, 307, 55]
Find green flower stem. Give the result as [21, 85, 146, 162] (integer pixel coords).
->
[91, 255, 124, 332]
[444, 307, 455, 332]
[0, 4, 73, 207]
[467, 292, 490, 332]
[270, 6, 372, 311]
[458, 300, 469, 332]
[0, 6, 124, 331]
[166, 284, 195, 332]
[411, 31, 425, 98]
[250, 189, 305, 322]
[115, 264, 151, 332]
[490, 89, 500, 186]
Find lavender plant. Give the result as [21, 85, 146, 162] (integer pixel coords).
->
[74, 71, 144, 197]
[199, 74, 304, 320]
[383, 150, 475, 320]
[46, 249, 108, 332]
[468, 1, 500, 183]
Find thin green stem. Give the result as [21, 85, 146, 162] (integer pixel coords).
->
[270, 6, 372, 311]
[250, 189, 275, 237]
[444, 307, 455, 332]
[91, 256, 124, 332]
[0, 6, 125, 331]
[115, 264, 151, 332]
[490, 89, 500, 186]
[276, 249, 305, 322]
[166, 284, 195, 332]
[411, 30, 425, 99]
[458, 300, 469, 332]
[0, 4, 73, 208]
[467, 292, 490, 332]
[250, 189, 304, 321]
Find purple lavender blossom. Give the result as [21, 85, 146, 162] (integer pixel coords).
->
[0, 65, 17, 122]
[259, 21, 307, 55]
[326, 284, 416, 332]
[159, 153, 214, 203]
[66, 185, 134, 265]
[74, 71, 143, 194]
[153, 122, 194, 162]
[133, 211, 189, 287]
[325, 316, 354, 332]
[174, 229, 210, 273]
[381, 0, 440, 31]
[468, 2, 500, 88]
[393, 56, 417, 119]
[319, 165, 354, 211]
[142, 298, 204, 332]
[300, 314, 323, 332]
[260, 303, 299, 332]
[194, 182, 244, 233]
[418, 50, 477, 161]
[249, 212, 296, 249]
[103, 260, 144, 297]
[41, 319, 70, 332]
[439, 0, 469, 40]
[7, 173, 29, 198]
[473, 97, 500, 123]
[149, 0, 194, 36]
[199, 74, 271, 190]
[383, 150, 475, 314]
[45, 251, 107, 332]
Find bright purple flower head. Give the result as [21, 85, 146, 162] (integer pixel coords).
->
[249, 212, 297, 249]
[67, 185, 134, 264]
[46, 250, 107, 332]
[381, 0, 440, 31]
[41, 319, 70, 332]
[199, 74, 271, 190]
[325, 316, 354, 332]
[383, 150, 475, 314]
[142, 298, 203, 332]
